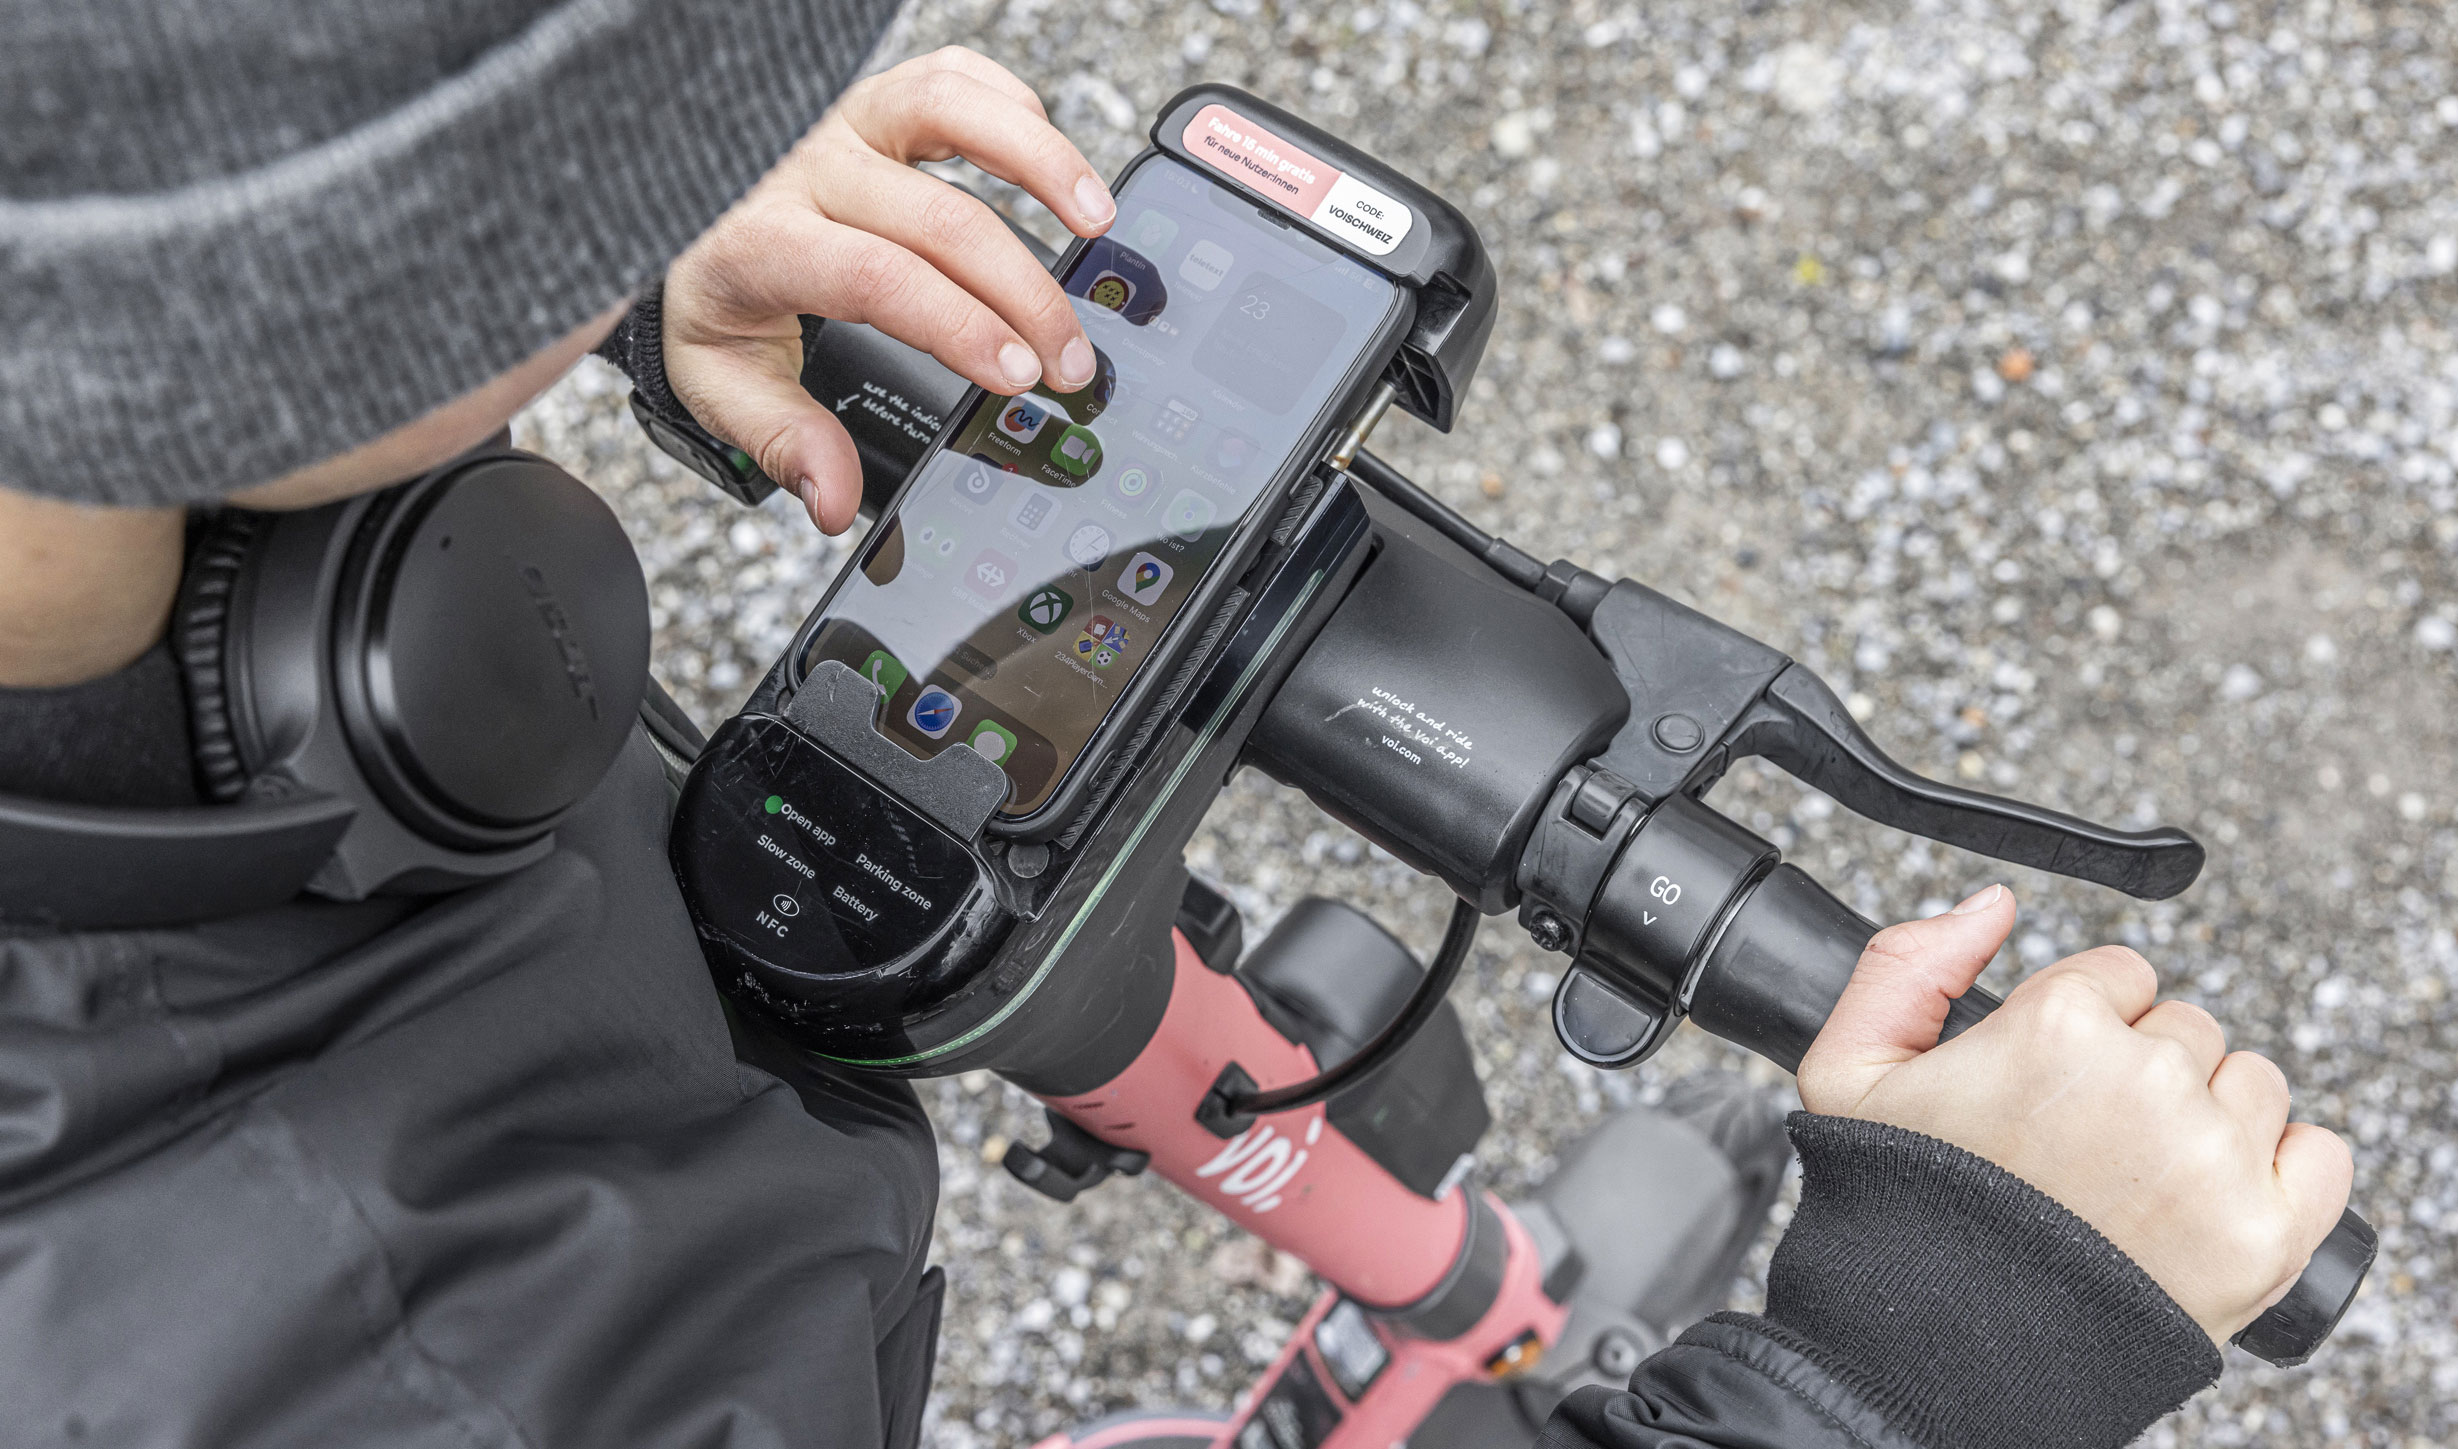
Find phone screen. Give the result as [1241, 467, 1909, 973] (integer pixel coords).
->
[802, 155, 1406, 818]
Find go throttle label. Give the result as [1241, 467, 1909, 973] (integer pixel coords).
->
[1181, 103, 1414, 258]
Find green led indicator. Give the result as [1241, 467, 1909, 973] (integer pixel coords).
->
[764, 794, 783, 814]
[727, 447, 757, 477]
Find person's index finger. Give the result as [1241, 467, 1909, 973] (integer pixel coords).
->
[817, 151, 1087, 380]
[913, 45, 1048, 120]
[2020, 943, 2160, 1025]
[851, 72, 1114, 236]
[2273, 1120, 2356, 1252]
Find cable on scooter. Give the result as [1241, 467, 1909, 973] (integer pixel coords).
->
[1219, 897, 1481, 1118]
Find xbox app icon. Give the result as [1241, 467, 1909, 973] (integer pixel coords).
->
[1018, 585, 1073, 635]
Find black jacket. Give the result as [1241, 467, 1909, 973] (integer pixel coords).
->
[1544, 1115, 2221, 1449]
[0, 727, 945, 1447]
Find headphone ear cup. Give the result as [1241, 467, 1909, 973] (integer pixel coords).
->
[173, 510, 271, 805]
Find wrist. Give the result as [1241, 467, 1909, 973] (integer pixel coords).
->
[1742, 1112, 2219, 1449]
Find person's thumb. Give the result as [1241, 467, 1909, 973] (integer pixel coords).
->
[667, 340, 866, 535]
[1797, 883, 2017, 1113]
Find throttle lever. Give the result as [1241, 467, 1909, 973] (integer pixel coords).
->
[1724, 664, 2205, 901]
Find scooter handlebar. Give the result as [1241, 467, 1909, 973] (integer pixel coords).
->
[1684, 862, 2376, 1369]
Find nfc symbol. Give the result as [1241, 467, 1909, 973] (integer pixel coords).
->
[772, 894, 801, 917]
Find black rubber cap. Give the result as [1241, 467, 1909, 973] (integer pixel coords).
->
[349, 458, 650, 844]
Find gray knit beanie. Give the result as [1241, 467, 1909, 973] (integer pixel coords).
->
[1, 0, 899, 508]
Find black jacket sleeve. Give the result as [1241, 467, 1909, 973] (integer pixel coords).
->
[1542, 1113, 2223, 1449]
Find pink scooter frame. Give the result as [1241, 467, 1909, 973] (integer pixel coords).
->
[1032, 931, 1568, 1448]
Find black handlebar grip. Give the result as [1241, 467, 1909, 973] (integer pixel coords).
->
[1688, 863, 2375, 1367]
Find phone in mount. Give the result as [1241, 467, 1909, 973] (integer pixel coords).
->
[669, 86, 1497, 1067]
[793, 146, 1411, 833]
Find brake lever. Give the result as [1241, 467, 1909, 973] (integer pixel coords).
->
[1565, 577, 2202, 901]
[1725, 665, 2203, 901]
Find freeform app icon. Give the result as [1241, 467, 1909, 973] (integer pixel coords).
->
[997, 397, 1053, 443]
[1118, 551, 1173, 605]
[908, 687, 963, 739]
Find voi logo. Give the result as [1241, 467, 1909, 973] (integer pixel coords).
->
[1193, 1115, 1321, 1214]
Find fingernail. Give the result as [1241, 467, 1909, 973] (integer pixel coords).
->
[794, 476, 821, 513]
[999, 342, 1041, 390]
[1074, 174, 1115, 227]
[1058, 337, 1096, 389]
[1949, 884, 2006, 916]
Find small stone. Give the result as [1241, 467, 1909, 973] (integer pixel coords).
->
[1587, 423, 1623, 459]
[1650, 302, 1688, 335]
[2417, 615, 2456, 651]
[1996, 348, 2036, 383]
[1478, 471, 1505, 499]
[1491, 112, 1537, 159]
[1654, 436, 1691, 469]
[1770, 42, 1844, 115]
[2219, 664, 2265, 701]
[1708, 343, 1746, 379]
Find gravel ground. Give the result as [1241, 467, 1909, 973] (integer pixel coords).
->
[516, 1, 2458, 1443]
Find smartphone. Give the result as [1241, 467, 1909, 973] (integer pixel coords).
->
[797, 151, 1411, 828]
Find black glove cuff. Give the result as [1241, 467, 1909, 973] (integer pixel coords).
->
[1721, 1112, 2221, 1449]
[595, 278, 690, 428]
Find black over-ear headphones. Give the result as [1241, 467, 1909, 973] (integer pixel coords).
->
[0, 447, 650, 929]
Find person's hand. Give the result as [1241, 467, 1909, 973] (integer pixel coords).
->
[1797, 884, 2353, 1347]
[661, 47, 1114, 534]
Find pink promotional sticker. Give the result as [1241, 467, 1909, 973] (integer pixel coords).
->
[1181, 103, 1414, 258]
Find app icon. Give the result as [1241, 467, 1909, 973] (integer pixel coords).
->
[1074, 615, 1126, 668]
[909, 687, 962, 738]
[1113, 464, 1156, 505]
[1010, 488, 1059, 536]
[1053, 425, 1103, 477]
[1123, 210, 1181, 255]
[1085, 271, 1137, 314]
[1152, 397, 1199, 443]
[1210, 431, 1255, 473]
[1018, 585, 1073, 634]
[1162, 489, 1217, 541]
[1117, 551, 1173, 605]
[966, 719, 1019, 764]
[996, 397, 1052, 443]
[1180, 239, 1234, 291]
[859, 649, 909, 700]
[911, 518, 962, 559]
[966, 547, 1019, 595]
[951, 462, 1002, 506]
[1065, 523, 1113, 571]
